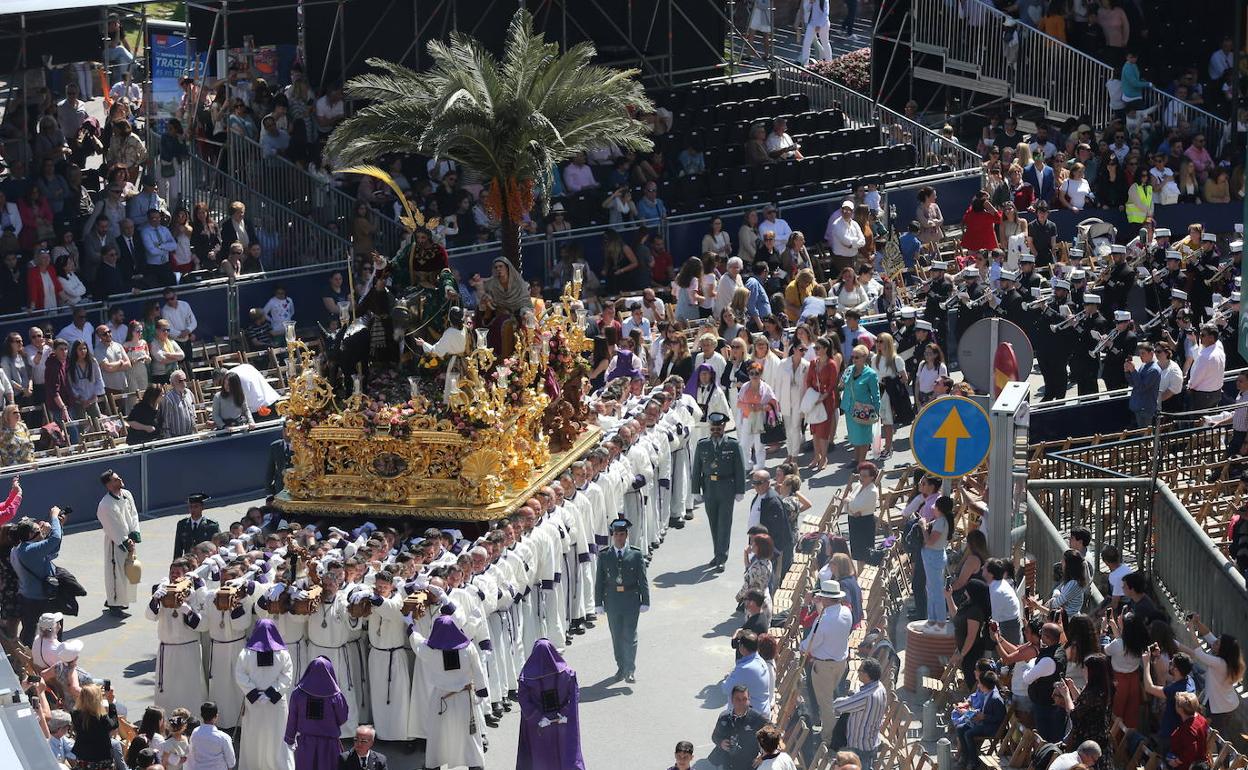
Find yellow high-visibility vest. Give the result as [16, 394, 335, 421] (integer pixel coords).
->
[1126, 184, 1152, 223]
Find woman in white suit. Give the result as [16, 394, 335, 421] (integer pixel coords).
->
[773, 341, 810, 464]
[797, 0, 832, 64]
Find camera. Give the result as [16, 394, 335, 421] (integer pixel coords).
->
[103, 679, 111, 693]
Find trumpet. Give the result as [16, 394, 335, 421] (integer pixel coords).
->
[1050, 310, 1086, 332]
[1089, 326, 1122, 358]
[942, 292, 963, 311]
[1024, 293, 1053, 310]
[1140, 305, 1174, 334]
[1142, 267, 1170, 286]
[1205, 260, 1235, 287]
[965, 289, 996, 309]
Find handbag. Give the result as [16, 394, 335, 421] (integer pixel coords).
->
[882, 376, 915, 426]
[800, 386, 827, 424]
[851, 401, 879, 426]
[761, 404, 785, 443]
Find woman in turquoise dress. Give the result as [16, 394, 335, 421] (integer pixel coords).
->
[840, 344, 880, 468]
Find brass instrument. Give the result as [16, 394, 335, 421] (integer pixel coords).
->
[1140, 306, 1174, 334]
[291, 584, 323, 615]
[965, 289, 996, 309]
[1089, 326, 1123, 358]
[1142, 267, 1170, 286]
[160, 577, 192, 609]
[1205, 261, 1235, 287]
[1024, 293, 1053, 310]
[402, 589, 436, 619]
[1091, 262, 1113, 289]
[1050, 309, 1085, 333]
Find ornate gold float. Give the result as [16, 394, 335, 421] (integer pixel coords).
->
[272, 271, 596, 521]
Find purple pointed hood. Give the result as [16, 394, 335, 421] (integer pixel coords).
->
[519, 638, 569, 681]
[296, 656, 341, 698]
[685, 362, 717, 396]
[607, 350, 640, 381]
[246, 618, 287, 652]
[426, 614, 471, 651]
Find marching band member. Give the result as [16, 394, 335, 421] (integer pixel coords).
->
[1069, 295, 1108, 395]
[1036, 280, 1073, 401]
[1102, 311, 1139, 391]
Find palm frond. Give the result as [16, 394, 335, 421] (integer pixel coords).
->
[325, 5, 653, 224]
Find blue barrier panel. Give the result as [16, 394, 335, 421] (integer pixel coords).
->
[143, 427, 279, 512]
[1030, 396, 1131, 443]
[1045, 202, 1243, 243]
[0, 453, 145, 521]
[0, 426, 281, 522]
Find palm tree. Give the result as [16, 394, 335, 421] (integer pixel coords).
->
[325, 8, 655, 271]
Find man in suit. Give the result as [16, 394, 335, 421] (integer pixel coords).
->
[80, 214, 113, 285]
[172, 493, 219, 560]
[749, 469, 794, 584]
[339, 725, 387, 770]
[115, 217, 139, 281]
[690, 412, 746, 572]
[267, 425, 293, 494]
[593, 515, 650, 684]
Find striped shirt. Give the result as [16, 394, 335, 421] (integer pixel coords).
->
[833, 679, 888, 751]
[159, 388, 197, 438]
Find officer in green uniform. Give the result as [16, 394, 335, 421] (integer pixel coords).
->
[594, 515, 650, 684]
[690, 412, 747, 572]
[171, 493, 219, 560]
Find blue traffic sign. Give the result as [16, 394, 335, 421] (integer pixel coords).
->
[911, 396, 992, 478]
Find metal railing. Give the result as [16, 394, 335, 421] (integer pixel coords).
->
[1025, 489, 1107, 605]
[174, 153, 354, 271]
[773, 60, 983, 172]
[225, 133, 406, 256]
[1136, 87, 1232, 151]
[1153, 481, 1248, 655]
[911, 0, 1230, 142]
[1027, 477, 1150, 580]
[911, 0, 1113, 125]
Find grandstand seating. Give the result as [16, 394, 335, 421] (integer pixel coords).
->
[550, 78, 943, 228]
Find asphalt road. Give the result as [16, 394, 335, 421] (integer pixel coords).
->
[54, 416, 919, 769]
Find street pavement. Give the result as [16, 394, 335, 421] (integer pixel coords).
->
[54, 416, 918, 769]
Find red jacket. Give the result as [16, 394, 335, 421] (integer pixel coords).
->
[1169, 714, 1209, 770]
[960, 207, 1002, 252]
[26, 266, 62, 310]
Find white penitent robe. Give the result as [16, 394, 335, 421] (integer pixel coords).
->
[97, 490, 140, 608]
[234, 646, 295, 770]
[203, 587, 255, 729]
[366, 593, 412, 741]
[146, 582, 207, 714]
[411, 634, 489, 770]
[305, 591, 360, 739]
[405, 607, 437, 740]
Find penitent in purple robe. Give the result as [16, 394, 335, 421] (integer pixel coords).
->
[516, 638, 585, 770]
[284, 656, 348, 770]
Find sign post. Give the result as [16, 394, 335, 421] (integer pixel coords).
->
[988, 381, 1030, 557]
[911, 396, 992, 478]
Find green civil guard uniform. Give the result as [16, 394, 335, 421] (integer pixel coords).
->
[594, 543, 650, 677]
[690, 434, 747, 564]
